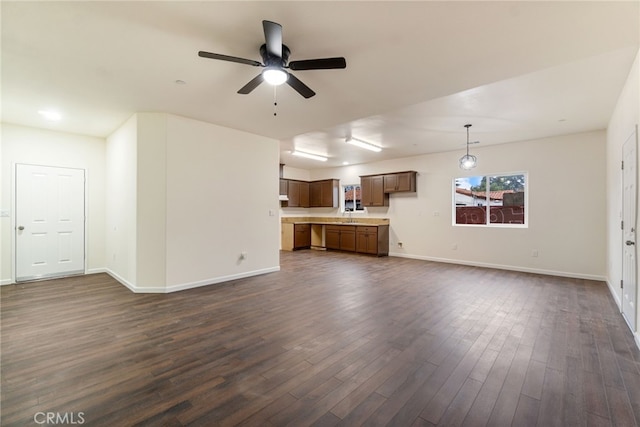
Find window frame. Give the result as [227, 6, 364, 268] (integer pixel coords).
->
[342, 183, 365, 213]
[452, 172, 528, 228]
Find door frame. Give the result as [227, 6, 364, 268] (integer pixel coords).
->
[11, 163, 88, 283]
[621, 126, 639, 332]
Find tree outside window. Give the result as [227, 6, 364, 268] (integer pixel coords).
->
[454, 173, 526, 226]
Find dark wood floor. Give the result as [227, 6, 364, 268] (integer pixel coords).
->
[2, 250, 640, 426]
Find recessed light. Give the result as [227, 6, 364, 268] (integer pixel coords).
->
[342, 161, 350, 165]
[38, 110, 62, 121]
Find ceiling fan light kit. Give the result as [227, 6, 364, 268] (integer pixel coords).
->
[459, 124, 478, 170]
[262, 67, 288, 86]
[346, 137, 382, 152]
[198, 20, 346, 99]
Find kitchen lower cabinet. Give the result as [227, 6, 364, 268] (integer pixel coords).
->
[325, 225, 356, 252]
[356, 225, 389, 256]
[294, 224, 311, 249]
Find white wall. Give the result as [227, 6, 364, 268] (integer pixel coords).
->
[1, 123, 106, 284]
[163, 114, 281, 290]
[105, 113, 281, 292]
[136, 113, 168, 289]
[105, 115, 138, 287]
[607, 49, 639, 340]
[282, 130, 607, 280]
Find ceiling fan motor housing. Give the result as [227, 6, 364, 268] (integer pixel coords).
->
[260, 44, 290, 68]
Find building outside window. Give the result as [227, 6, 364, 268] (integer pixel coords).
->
[454, 173, 527, 226]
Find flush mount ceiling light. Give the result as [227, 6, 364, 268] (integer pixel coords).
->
[38, 110, 62, 121]
[291, 150, 328, 162]
[262, 67, 288, 86]
[346, 136, 382, 152]
[459, 124, 478, 170]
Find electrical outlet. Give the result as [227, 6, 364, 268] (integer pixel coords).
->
[397, 242, 403, 248]
[532, 249, 539, 257]
[452, 243, 458, 250]
[240, 251, 248, 260]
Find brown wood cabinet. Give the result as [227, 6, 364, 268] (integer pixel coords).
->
[325, 225, 356, 252]
[293, 224, 311, 249]
[360, 175, 389, 207]
[281, 178, 337, 208]
[356, 225, 389, 256]
[279, 179, 288, 196]
[383, 171, 416, 193]
[309, 179, 339, 208]
[286, 180, 309, 208]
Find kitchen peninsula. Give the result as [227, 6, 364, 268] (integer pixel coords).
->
[281, 217, 390, 256]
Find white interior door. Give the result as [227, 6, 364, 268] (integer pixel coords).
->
[15, 164, 85, 282]
[622, 127, 638, 332]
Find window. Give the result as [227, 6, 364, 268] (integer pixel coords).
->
[343, 184, 364, 212]
[454, 173, 527, 226]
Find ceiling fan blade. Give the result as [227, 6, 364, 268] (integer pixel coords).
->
[286, 73, 315, 99]
[198, 51, 262, 67]
[262, 20, 282, 58]
[238, 74, 264, 94]
[288, 57, 347, 71]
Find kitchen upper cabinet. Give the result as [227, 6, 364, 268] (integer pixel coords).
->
[361, 175, 389, 207]
[279, 179, 288, 196]
[309, 179, 339, 208]
[383, 171, 416, 193]
[287, 180, 309, 208]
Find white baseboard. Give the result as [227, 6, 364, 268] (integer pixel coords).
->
[388, 252, 607, 281]
[0, 278, 14, 286]
[605, 278, 622, 308]
[105, 266, 281, 294]
[164, 267, 281, 293]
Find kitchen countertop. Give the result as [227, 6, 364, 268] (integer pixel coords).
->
[281, 216, 389, 226]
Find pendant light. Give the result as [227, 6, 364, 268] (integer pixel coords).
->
[459, 124, 477, 170]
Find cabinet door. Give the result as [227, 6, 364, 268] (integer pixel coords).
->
[309, 182, 322, 207]
[361, 176, 388, 207]
[383, 174, 398, 192]
[361, 176, 373, 206]
[356, 229, 368, 253]
[383, 172, 416, 193]
[288, 180, 301, 207]
[325, 226, 341, 249]
[321, 180, 338, 208]
[356, 226, 378, 254]
[280, 179, 288, 196]
[288, 180, 310, 207]
[294, 224, 311, 249]
[371, 176, 388, 206]
[340, 226, 356, 252]
[299, 181, 310, 208]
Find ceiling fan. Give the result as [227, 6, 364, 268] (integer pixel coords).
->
[198, 20, 346, 99]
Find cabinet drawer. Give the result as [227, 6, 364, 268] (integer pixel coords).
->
[356, 226, 378, 234]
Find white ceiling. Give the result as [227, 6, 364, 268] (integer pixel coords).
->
[2, 1, 639, 169]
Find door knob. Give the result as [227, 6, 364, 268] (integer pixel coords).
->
[17, 225, 24, 231]
[626, 240, 635, 246]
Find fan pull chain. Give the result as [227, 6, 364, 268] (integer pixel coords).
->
[273, 86, 278, 116]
